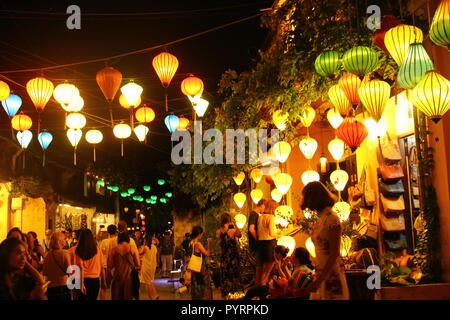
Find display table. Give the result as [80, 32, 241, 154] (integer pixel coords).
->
[375, 283, 450, 300]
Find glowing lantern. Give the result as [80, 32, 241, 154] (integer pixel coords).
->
[135, 106, 155, 123]
[181, 75, 204, 98]
[299, 136, 318, 160]
[121, 82, 143, 107]
[0, 80, 10, 101]
[177, 116, 190, 130]
[340, 235, 352, 257]
[128, 188, 136, 194]
[272, 110, 289, 131]
[119, 94, 141, 109]
[330, 169, 349, 191]
[26, 77, 54, 112]
[64, 95, 84, 112]
[11, 113, 32, 131]
[398, 43, 434, 90]
[38, 131, 53, 150]
[364, 118, 387, 139]
[314, 51, 340, 77]
[188, 94, 202, 105]
[235, 213, 247, 229]
[17, 130, 32, 149]
[328, 84, 352, 117]
[275, 205, 294, 220]
[2, 94, 22, 117]
[299, 106, 316, 128]
[277, 236, 296, 256]
[336, 116, 368, 152]
[134, 125, 149, 142]
[54, 83, 79, 108]
[339, 73, 362, 108]
[152, 52, 179, 87]
[113, 123, 132, 157]
[165, 192, 172, 198]
[272, 141, 291, 163]
[67, 128, 82, 165]
[250, 168, 263, 183]
[164, 115, 180, 133]
[271, 188, 282, 202]
[96, 66, 122, 102]
[66, 112, 86, 129]
[373, 15, 401, 54]
[275, 217, 289, 228]
[85, 129, 103, 162]
[333, 201, 351, 222]
[328, 138, 345, 161]
[320, 153, 328, 173]
[233, 172, 245, 186]
[143, 186, 151, 192]
[193, 98, 209, 117]
[358, 80, 391, 122]
[158, 179, 166, 185]
[233, 193, 247, 209]
[305, 237, 316, 258]
[327, 108, 344, 129]
[273, 173, 293, 195]
[384, 24, 423, 66]
[342, 46, 379, 76]
[429, 0, 450, 49]
[303, 208, 315, 219]
[250, 189, 263, 204]
[301, 170, 320, 186]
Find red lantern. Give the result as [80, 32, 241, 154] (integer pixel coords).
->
[373, 15, 401, 54]
[96, 66, 123, 102]
[135, 106, 155, 123]
[265, 176, 275, 185]
[152, 52, 179, 88]
[338, 73, 361, 108]
[11, 113, 33, 131]
[336, 116, 368, 152]
[181, 75, 204, 97]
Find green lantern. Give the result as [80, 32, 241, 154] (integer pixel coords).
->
[120, 192, 128, 197]
[151, 195, 157, 201]
[398, 43, 434, 89]
[157, 179, 165, 186]
[160, 198, 167, 204]
[128, 188, 135, 194]
[314, 51, 340, 77]
[165, 192, 173, 198]
[111, 186, 119, 192]
[342, 46, 379, 76]
[132, 195, 139, 200]
[97, 180, 105, 187]
[107, 186, 113, 191]
[143, 185, 151, 192]
[138, 197, 144, 202]
[146, 198, 151, 204]
[429, 0, 450, 50]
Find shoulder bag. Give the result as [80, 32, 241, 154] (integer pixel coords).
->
[409, 146, 418, 182]
[380, 194, 405, 213]
[379, 163, 404, 181]
[380, 213, 405, 232]
[379, 135, 402, 163]
[384, 231, 407, 251]
[379, 179, 405, 197]
[187, 242, 203, 273]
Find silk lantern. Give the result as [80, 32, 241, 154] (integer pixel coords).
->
[358, 80, 391, 122]
[305, 237, 316, 258]
[67, 128, 82, 165]
[26, 77, 54, 112]
[235, 213, 247, 228]
[277, 236, 296, 256]
[17, 130, 33, 149]
[113, 123, 132, 157]
[135, 106, 155, 123]
[340, 235, 352, 257]
[429, 0, 450, 49]
[85, 129, 103, 162]
[0, 80, 10, 101]
[96, 66, 122, 102]
[339, 73, 362, 108]
[193, 98, 209, 117]
[299, 136, 318, 159]
[38, 131, 53, 166]
[299, 106, 316, 128]
[336, 116, 368, 152]
[373, 15, 401, 54]
[275, 205, 293, 229]
[384, 24, 423, 66]
[409, 70, 450, 123]
[177, 116, 190, 131]
[54, 83, 79, 109]
[272, 141, 291, 163]
[233, 172, 245, 186]
[119, 94, 141, 109]
[2, 94, 22, 117]
[66, 112, 86, 129]
[164, 115, 180, 133]
[273, 173, 292, 195]
[301, 170, 320, 186]
[342, 46, 379, 76]
[271, 188, 282, 202]
[233, 193, 247, 209]
[121, 82, 143, 107]
[64, 95, 84, 112]
[273, 110, 289, 131]
[327, 108, 344, 129]
[314, 51, 340, 77]
[250, 189, 263, 204]
[330, 169, 349, 191]
[328, 84, 352, 117]
[398, 43, 434, 90]
[134, 125, 149, 142]
[328, 138, 345, 161]
[181, 75, 204, 98]
[11, 113, 32, 131]
[250, 168, 263, 183]
[333, 201, 351, 222]
[152, 52, 179, 88]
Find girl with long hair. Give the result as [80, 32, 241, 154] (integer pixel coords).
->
[139, 233, 159, 300]
[189, 226, 212, 300]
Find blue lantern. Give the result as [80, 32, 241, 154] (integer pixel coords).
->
[38, 132, 53, 150]
[164, 114, 180, 133]
[2, 94, 22, 117]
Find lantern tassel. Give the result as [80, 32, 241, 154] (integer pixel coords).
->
[37, 113, 41, 135]
[74, 147, 77, 166]
[42, 150, 46, 167]
[129, 109, 134, 130]
[109, 101, 114, 126]
[165, 91, 168, 113]
[22, 149, 25, 169]
[121, 140, 124, 157]
[93, 145, 97, 162]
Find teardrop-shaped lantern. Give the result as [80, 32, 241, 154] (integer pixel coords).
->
[26, 77, 54, 112]
[96, 66, 122, 102]
[327, 108, 344, 129]
[235, 213, 247, 228]
[177, 116, 190, 131]
[233, 172, 245, 186]
[152, 52, 179, 88]
[305, 237, 316, 258]
[0, 80, 10, 101]
[67, 128, 83, 147]
[299, 106, 316, 128]
[233, 192, 247, 209]
[358, 80, 391, 122]
[119, 94, 141, 109]
[273, 110, 289, 131]
[134, 125, 149, 142]
[271, 188, 282, 202]
[299, 136, 318, 160]
[328, 138, 345, 161]
[333, 201, 351, 222]
[314, 51, 341, 77]
[336, 116, 368, 152]
[384, 24, 424, 66]
[277, 236, 296, 256]
[409, 70, 450, 123]
[38, 131, 53, 150]
[272, 141, 291, 163]
[301, 170, 320, 186]
[121, 82, 143, 107]
[342, 46, 379, 76]
[330, 169, 349, 191]
[64, 95, 84, 112]
[398, 43, 434, 90]
[373, 15, 401, 54]
[181, 75, 204, 97]
[338, 73, 362, 108]
[193, 98, 209, 117]
[273, 173, 293, 195]
[135, 106, 155, 123]
[250, 189, 263, 204]
[54, 83, 79, 108]
[250, 168, 263, 183]
[2, 94, 22, 117]
[164, 114, 180, 133]
[86, 129, 103, 162]
[328, 84, 352, 117]
[17, 130, 33, 149]
[11, 113, 32, 131]
[429, 0, 450, 50]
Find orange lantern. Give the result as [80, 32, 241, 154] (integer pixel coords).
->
[135, 106, 155, 123]
[181, 75, 204, 97]
[26, 77, 54, 112]
[338, 73, 361, 108]
[336, 116, 368, 152]
[11, 113, 32, 131]
[96, 66, 122, 102]
[0, 80, 10, 101]
[152, 52, 179, 88]
[177, 116, 190, 130]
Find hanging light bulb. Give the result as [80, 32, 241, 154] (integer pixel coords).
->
[299, 136, 318, 159]
[328, 84, 352, 117]
[336, 116, 368, 152]
[327, 108, 344, 129]
[398, 43, 434, 90]
[54, 83, 79, 109]
[320, 153, 328, 173]
[330, 169, 349, 191]
[250, 189, 263, 204]
[233, 193, 247, 209]
[17, 130, 33, 149]
[2, 93, 22, 117]
[233, 172, 245, 186]
[384, 24, 424, 66]
[301, 170, 320, 186]
[271, 188, 282, 202]
[113, 123, 132, 157]
[314, 50, 341, 77]
[338, 73, 362, 108]
[234, 213, 247, 229]
[85, 129, 103, 162]
[429, 0, 450, 50]
[328, 138, 345, 161]
[333, 201, 351, 222]
[299, 106, 316, 128]
[121, 82, 143, 107]
[134, 125, 149, 142]
[272, 141, 292, 163]
[358, 80, 391, 122]
[305, 237, 316, 258]
[342, 46, 379, 76]
[273, 173, 293, 195]
[272, 110, 289, 131]
[193, 98, 209, 117]
[66, 112, 86, 129]
[250, 168, 263, 183]
[277, 236, 296, 256]
[164, 114, 180, 133]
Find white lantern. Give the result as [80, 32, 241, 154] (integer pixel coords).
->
[17, 130, 33, 149]
[273, 173, 293, 195]
[250, 189, 263, 204]
[333, 201, 351, 222]
[330, 169, 349, 191]
[328, 138, 345, 161]
[134, 124, 149, 142]
[305, 237, 316, 258]
[271, 188, 282, 202]
[277, 236, 296, 256]
[272, 141, 292, 163]
[299, 136, 318, 159]
[301, 170, 320, 186]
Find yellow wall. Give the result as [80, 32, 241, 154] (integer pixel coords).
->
[20, 197, 46, 242]
[0, 183, 10, 241]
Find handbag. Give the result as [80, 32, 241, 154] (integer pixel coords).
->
[359, 165, 375, 209]
[380, 213, 405, 231]
[187, 242, 203, 273]
[380, 194, 405, 213]
[379, 179, 405, 197]
[409, 146, 418, 182]
[379, 163, 405, 181]
[365, 223, 379, 240]
[379, 135, 402, 163]
[384, 231, 407, 251]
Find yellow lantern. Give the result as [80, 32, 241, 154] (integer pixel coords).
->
[327, 108, 344, 129]
[272, 141, 291, 163]
[234, 213, 247, 229]
[64, 95, 84, 112]
[67, 128, 83, 165]
[181, 75, 204, 98]
[66, 112, 86, 129]
[134, 124, 149, 142]
[135, 106, 155, 123]
[113, 123, 132, 157]
[273, 173, 292, 195]
[275, 205, 294, 221]
[384, 24, 423, 66]
[358, 80, 391, 122]
[277, 236, 296, 256]
[121, 82, 143, 107]
[333, 201, 351, 222]
[301, 170, 320, 186]
[305, 237, 316, 258]
[328, 84, 352, 117]
[299, 136, 318, 160]
[233, 171, 245, 186]
[11, 113, 32, 131]
[330, 169, 349, 191]
[193, 98, 209, 117]
[54, 83, 79, 108]
[26, 76, 54, 112]
[275, 217, 289, 228]
[233, 192, 247, 209]
[0, 80, 10, 101]
[340, 235, 352, 257]
[273, 110, 289, 131]
[328, 138, 345, 161]
[299, 106, 316, 128]
[250, 189, 263, 204]
[119, 94, 141, 109]
[85, 129, 103, 162]
[177, 116, 190, 131]
[152, 51, 179, 88]
[250, 168, 263, 183]
[271, 188, 282, 202]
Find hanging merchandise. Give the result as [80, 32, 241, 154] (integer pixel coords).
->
[85, 129, 103, 162]
[299, 106, 316, 128]
[11, 113, 32, 131]
[384, 24, 423, 66]
[398, 43, 434, 90]
[330, 169, 349, 191]
[67, 128, 83, 165]
[336, 116, 368, 152]
[328, 84, 352, 117]
[340, 235, 352, 257]
[341, 46, 379, 77]
[37, 131, 53, 166]
[0, 80, 10, 100]
[63, 95, 84, 112]
[233, 193, 246, 209]
[113, 123, 132, 157]
[301, 170, 320, 186]
[299, 136, 318, 160]
[320, 153, 328, 173]
[17, 130, 33, 149]
[358, 80, 391, 122]
[250, 189, 263, 204]
[273, 173, 293, 195]
[373, 15, 401, 54]
[314, 50, 341, 77]
[2, 93, 22, 117]
[272, 141, 292, 163]
[250, 168, 263, 183]
[133, 125, 149, 142]
[429, 0, 450, 50]
[272, 110, 289, 131]
[271, 188, 282, 202]
[326, 108, 344, 129]
[26, 77, 54, 112]
[164, 114, 180, 133]
[328, 138, 345, 161]
[233, 171, 245, 186]
[338, 73, 362, 109]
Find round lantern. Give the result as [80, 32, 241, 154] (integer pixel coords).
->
[299, 106, 316, 128]
[0, 80, 10, 101]
[327, 108, 344, 129]
[336, 116, 368, 152]
[338, 73, 362, 108]
[96, 66, 122, 102]
[398, 43, 434, 90]
[38, 131, 53, 150]
[429, 0, 450, 49]
[121, 82, 143, 107]
[271, 188, 282, 202]
[342, 46, 379, 76]
[2, 94, 22, 117]
[333, 201, 351, 222]
[305, 237, 316, 258]
[11, 113, 32, 131]
[275, 205, 294, 221]
[384, 24, 423, 66]
[164, 114, 180, 133]
[277, 236, 296, 256]
[301, 170, 320, 186]
[340, 235, 352, 257]
[358, 80, 391, 122]
[152, 52, 179, 87]
[119, 94, 141, 109]
[86, 129, 103, 162]
[233, 193, 247, 209]
[409, 70, 450, 123]
[330, 169, 349, 191]
[177, 116, 190, 131]
[134, 124, 149, 142]
[250, 168, 263, 183]
[233, 172, 245, 186]
[299, 136, 318, 160]
[66, 112, 86, 129]
[26, 77, 54, 112]
[114, 123, 132, 157]
[181, 75, 204, 98]
[135, 106, 155, 123]
[273, 173, 293, 195]
[17, 130, 33, 149]
[193, 98, 209, 117]
[64, 95, 84, 112]
[314, 51, 340, 77]
[328, 138, 345, 161]
[272, 141, 291, 163]
[250, 189, 263, 204]
[328, 84, 352, 117]
[54, 83, 79, 108]
[272, 110, 289, 131]
[234, 213, 247, 229]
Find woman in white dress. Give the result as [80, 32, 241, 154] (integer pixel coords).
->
[301, 181, 349, 300]
[139, 233, 159, 300]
